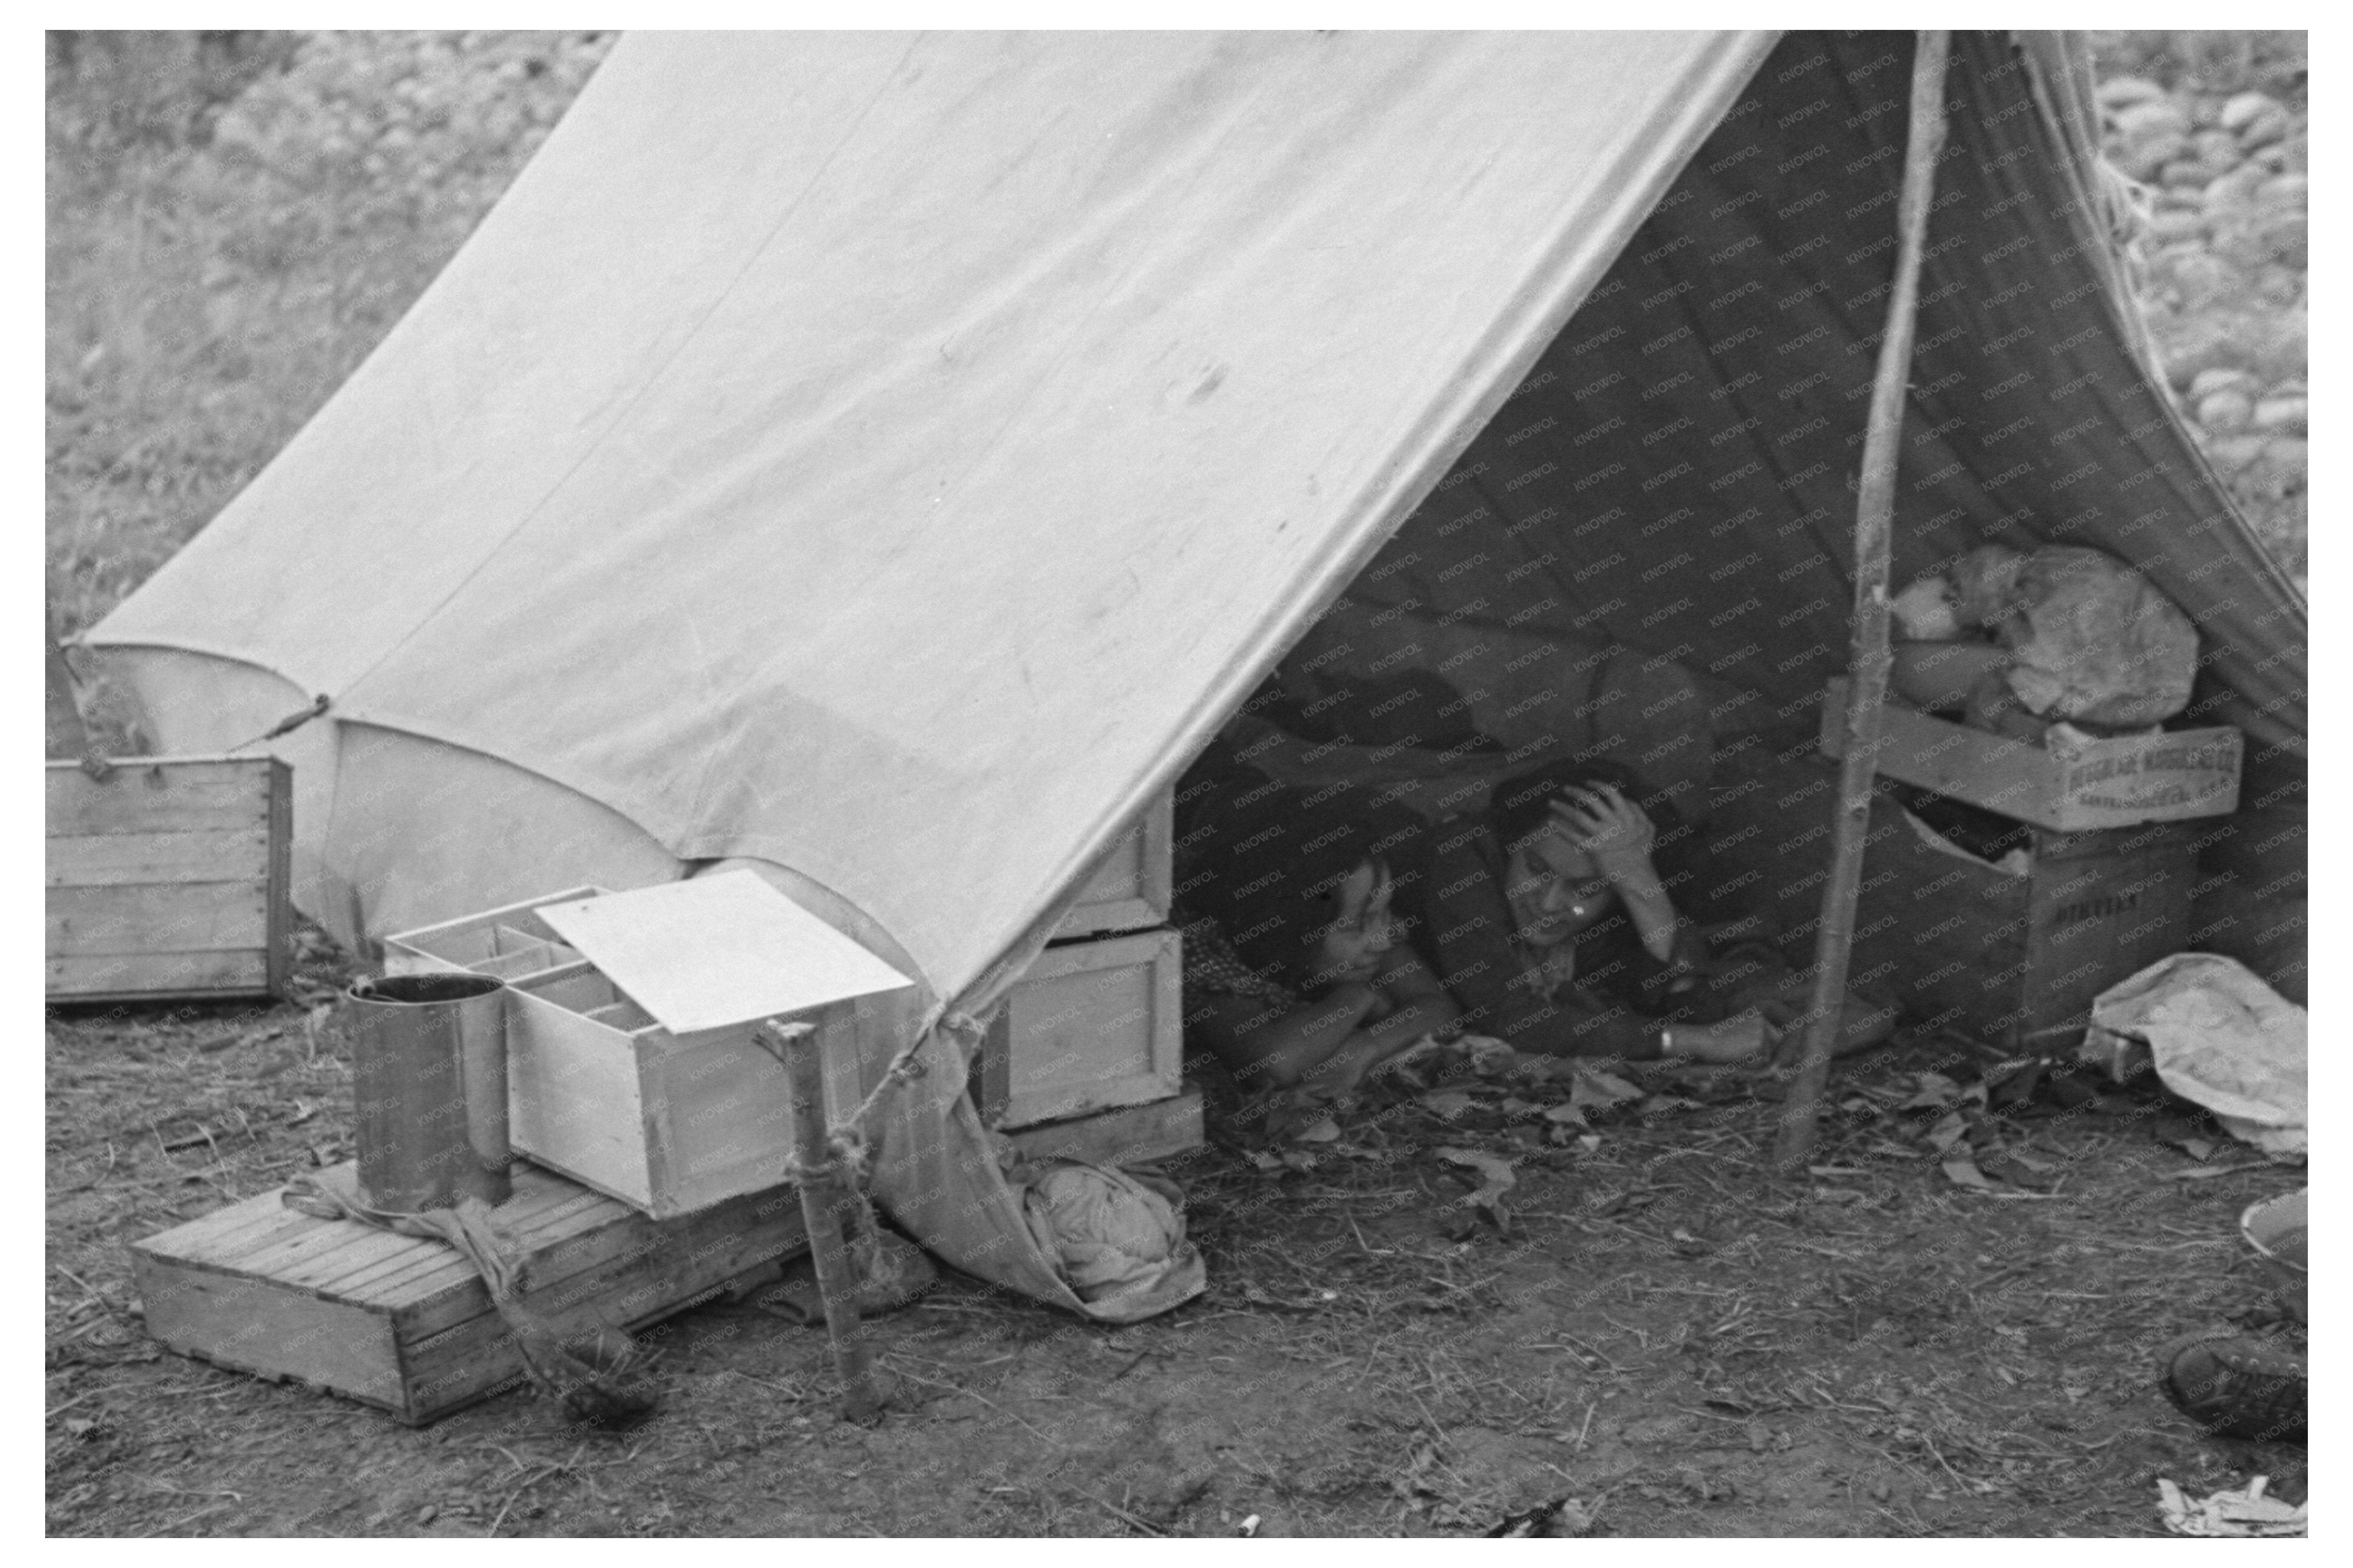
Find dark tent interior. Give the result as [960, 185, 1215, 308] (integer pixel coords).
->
[1174, 30, 2307, 1062]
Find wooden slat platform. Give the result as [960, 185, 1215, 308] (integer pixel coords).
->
[131, 1161, 808, 1425]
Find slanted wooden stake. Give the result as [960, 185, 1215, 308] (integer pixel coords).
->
[758, 1018, 885, 1422]
[1773, 32, 1952, 1176]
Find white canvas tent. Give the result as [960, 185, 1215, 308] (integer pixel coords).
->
[87, 30, 2306, 1314]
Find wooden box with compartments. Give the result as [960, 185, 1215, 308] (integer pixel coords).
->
[385, 873, 911, 1220]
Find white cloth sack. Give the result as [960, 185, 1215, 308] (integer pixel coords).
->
[2082, 953, 2307, 1158]
[1020, 1161, 1202, 1308]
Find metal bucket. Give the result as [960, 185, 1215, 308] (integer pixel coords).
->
[347, 972, 512, 1211]
[2240, 1189, 2307, 1325]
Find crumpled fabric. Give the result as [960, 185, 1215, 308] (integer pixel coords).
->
[2156, 1477, 2305, 1538]
[1955, 544, 2199, 727]
[1019, 1161, 1203, 1308]
[2082, 953, 2307, 1157]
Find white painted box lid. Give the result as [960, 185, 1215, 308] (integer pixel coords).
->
[534, 870, 913, 1036]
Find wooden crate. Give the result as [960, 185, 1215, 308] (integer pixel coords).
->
[1052, 790, 1173, 940]
[1820, 679, 2240, 830]
[386, 892, 871, 1221]
[131, 1161, 806, 1425]
[981, 928, 1183, 1129]
[1700, 753, 2202, 1054]
[1845, 815, 2199, 1054]
[1004, 1089, 1204, 1169]
[46, 756, 292, 1002]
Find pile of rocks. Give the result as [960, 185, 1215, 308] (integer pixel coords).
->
[2097, 75, 2307, 581]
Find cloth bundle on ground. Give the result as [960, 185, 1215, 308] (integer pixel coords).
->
[1018, 1161, 1204, 1308]
[1891, 544, 2199, 729]
[2080, 953, 2306, 1158]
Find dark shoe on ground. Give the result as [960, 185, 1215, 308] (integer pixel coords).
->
[2158, 1333, 2307, 1442]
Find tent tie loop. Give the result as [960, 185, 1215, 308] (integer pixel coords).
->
[780, 1006, 975, 1197]
[228, 692, 332, 753]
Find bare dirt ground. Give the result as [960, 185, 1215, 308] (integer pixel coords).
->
[48, 984, 2307, 1538]
[46, 32, 2308, 1538]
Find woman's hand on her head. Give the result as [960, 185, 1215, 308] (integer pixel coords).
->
[1550, 784, 1657, 878]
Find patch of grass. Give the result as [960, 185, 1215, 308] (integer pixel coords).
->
[45, 30, 614, 641]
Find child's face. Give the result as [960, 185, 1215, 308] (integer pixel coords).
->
[1309, 860, 1395, 986]
[1505, 826, 1614, 948]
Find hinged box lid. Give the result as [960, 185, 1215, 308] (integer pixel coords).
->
[534, 870, 913, 1036]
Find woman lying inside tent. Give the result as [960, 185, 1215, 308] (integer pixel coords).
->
[1173, 775, 1460, 1097]
[1407, 757, 1897, 1065]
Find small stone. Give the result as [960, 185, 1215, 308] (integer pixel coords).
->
[2236, 106, 2292, 148]
[2115, 132, 2190, 184]
[2192, 128, 2241, 163]
[2111, 99, 2190, 141]
[2160, 318, 2241, 390]
[2189, 367, 2259, 400]
[2098, 76, 2166, 110]
[2251, 396, 2307, 435]
[2253, 211, 2308, 270]
[2219, 91, 2281, 132]
[2169, 254, 2241, 309]
[2219, 91, 2291, 146]
[2257, 173, 2308, 208]
[2204, 433, 2271, 473]
[2254, 270, 2304, 307]
[2196, 390, 2255, 431]
[417, 1505, 439, 1525]
[2260, 437, 2308, 477]
[2201, 165, 2268, 213]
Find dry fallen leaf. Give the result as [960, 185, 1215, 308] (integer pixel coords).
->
[1925, 1110, 1969, 1154]
[1435, 1147, 1517, 1236]
[1569, 1066, 1643, 1116]
[1939, 1148, 1996, 1189]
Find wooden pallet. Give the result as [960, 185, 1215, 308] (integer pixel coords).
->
[131, 1161, 807, 1425]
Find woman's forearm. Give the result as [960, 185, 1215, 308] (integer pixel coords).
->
[1607, 853, 1681, 962]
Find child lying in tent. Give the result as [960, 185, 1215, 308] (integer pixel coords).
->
[1407, 758, 1898, 1065]
[1173, 773, 1461, 1097]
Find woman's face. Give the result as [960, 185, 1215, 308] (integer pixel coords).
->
[1504, 825, 1615, 948]
[1309, 860, 1395, 985]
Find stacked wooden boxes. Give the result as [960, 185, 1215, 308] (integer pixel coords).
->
[980, 790, 1199, 1164]
[1814, 682, 2240, 1053]
[46, 756, 294, 1003]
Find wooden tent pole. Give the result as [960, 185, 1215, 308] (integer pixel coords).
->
[757, 1018, 886, 1422]
[1772, 31, 1952, 1176]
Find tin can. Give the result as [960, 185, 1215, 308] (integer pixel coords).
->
[347, 972, 512, 1210]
